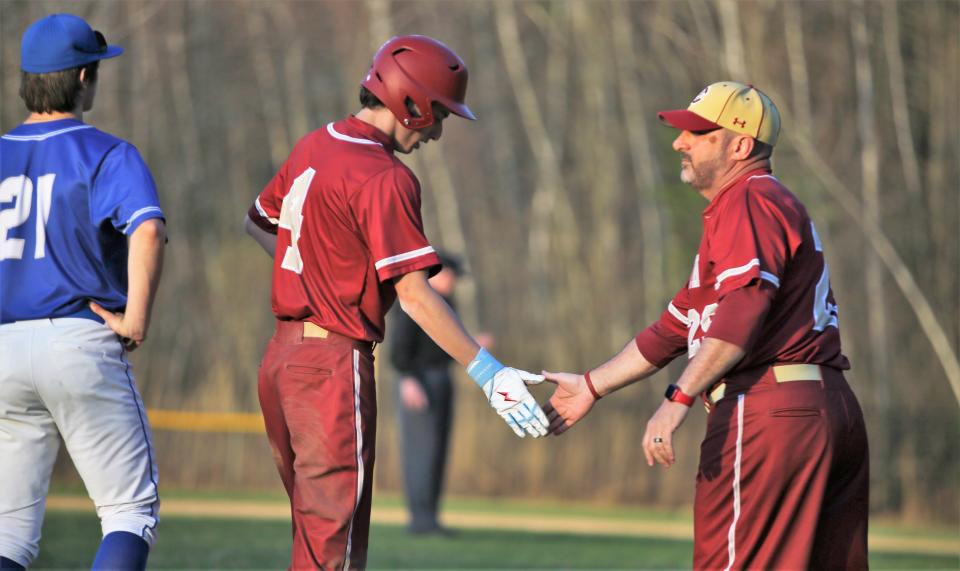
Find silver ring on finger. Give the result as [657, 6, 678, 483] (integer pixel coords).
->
[653, 437, 664, 444]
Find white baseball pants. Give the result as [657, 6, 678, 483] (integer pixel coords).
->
[0, 318, 159, 567]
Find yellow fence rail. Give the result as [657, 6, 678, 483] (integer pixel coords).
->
[146, 409, 264, 434]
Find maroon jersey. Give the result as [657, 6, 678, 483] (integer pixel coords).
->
[248, 116, 440, 342]
[637, 169, 849, 372]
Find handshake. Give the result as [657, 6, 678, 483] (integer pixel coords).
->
[466, 348, 569, 438]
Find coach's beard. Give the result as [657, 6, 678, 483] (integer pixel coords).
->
[680, 155, 722, 191]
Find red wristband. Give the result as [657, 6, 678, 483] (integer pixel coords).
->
[584, 370, 602, 400]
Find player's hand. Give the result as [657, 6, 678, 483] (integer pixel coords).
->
[481, 367, 548, 438]
[641, 400, 691, 468]
[541, 371, 597, 435]
[89, 301, 145, 352]
[400, 377, 429, 412]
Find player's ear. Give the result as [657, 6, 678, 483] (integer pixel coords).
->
[731, 135, 754, 161]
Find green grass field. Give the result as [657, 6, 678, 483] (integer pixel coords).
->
[31, 510, 959, 570]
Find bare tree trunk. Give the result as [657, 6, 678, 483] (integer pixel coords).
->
[922, 1, 958, 338]
[882, 2, 922, 198]
[366, 0, 392, 51]
[571, 1, 628, 347]
[787, 129, 960, 405]
[881, 1, 927, 274]
[245, 5, 291, 170]
[609, 0, 671, 504]
[272, 1, 311, 139]
[128, 3, 159, 165]
[569, 0, 630, 496]
[612, 0, 665, 324]
[493, 0, 586, 366]
[520, 2, 571, 141]
[773, 0, 958, 408]
[162, 1, 213, 415]
[783, 1, 813, 134]
[465, 3, 523, 296]
[689, 0, 720, 57]
[495, 0, 563, 289]
[165, 3, 202, 194]
[852, 0, 893, 511]
[717, 0, 747, 80]
[470, 13, 523, 216]
[648, 3, 702, 88]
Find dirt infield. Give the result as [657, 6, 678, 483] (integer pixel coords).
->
[46, 495, 958, 557]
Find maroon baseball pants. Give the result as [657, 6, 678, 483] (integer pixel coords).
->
[694, 366, 869, 570]
[258, 320, 377, 570]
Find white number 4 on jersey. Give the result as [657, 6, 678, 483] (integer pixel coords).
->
[278, 168, 316, 274]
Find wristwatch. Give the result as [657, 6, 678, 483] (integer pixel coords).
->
[664, 383, 695, 407]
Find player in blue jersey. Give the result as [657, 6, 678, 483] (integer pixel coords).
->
[0, 14, 166, 570]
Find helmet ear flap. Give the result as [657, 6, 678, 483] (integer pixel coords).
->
[401, 95, 434, 130]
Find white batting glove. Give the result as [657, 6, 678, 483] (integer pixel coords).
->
[467, 349, 548, 438]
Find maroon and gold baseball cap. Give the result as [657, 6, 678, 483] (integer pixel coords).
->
[658, 81, 781, 146]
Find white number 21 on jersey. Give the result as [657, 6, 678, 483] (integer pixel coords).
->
[278, 168, 316, 274]
[0, 174, 54, 261]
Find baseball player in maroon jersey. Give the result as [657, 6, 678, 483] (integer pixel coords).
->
[244, 35, 548, 569]
[543, 82, 869, 569]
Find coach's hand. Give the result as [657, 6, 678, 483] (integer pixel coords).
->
[89, 301, 145, 352]
[541, 371, 596, 435]
[642, 400, 690, 468]
[467, 348, 548, 438]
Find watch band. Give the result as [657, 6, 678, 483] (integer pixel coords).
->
[665, 383, 695, 407]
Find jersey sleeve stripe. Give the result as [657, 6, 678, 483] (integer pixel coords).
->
[714, 258, 760, 290]
[374, 246, 436, 270]
[327, 123, 383, 147]
[255, 197, 280, 225]
[760, 271, 781, 288]
[123, 206, 164, 234]
[667, 302, 691, 327]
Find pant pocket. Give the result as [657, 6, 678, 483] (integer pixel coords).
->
[769, 407, 821, 417]
[284, 363, 332, 376]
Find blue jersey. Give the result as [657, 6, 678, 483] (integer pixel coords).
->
[0, 119, 164, 323]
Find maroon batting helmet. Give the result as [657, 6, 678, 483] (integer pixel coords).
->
[361, 35, 476, 130]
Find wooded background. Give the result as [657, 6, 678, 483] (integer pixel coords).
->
[1, 0, 957, 525]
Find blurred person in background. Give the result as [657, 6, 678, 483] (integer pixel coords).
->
[0, 14, 165, 570]
[244, 36, 548, 568]
[543, 82, 868, 570]
[389, 252, 493, 537]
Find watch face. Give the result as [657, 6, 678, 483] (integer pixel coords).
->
[665, 384, 678, 400]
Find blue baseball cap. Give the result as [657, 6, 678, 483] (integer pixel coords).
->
[21, 14, 123, 73]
